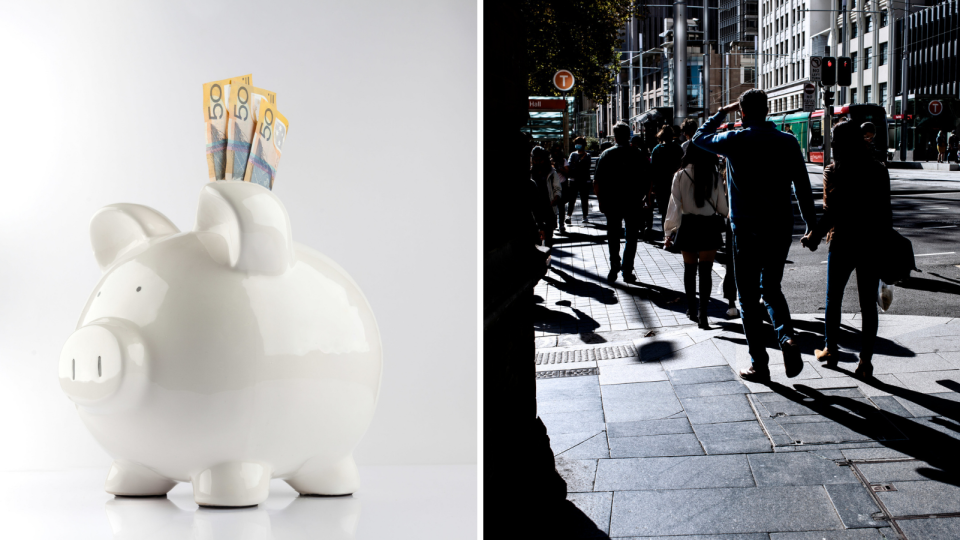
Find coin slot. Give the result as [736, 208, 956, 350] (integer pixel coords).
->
[98, 356, 101, 377]
[72, 359, 75, 380]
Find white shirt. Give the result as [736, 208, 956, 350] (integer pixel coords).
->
[664, 164, 729, 235]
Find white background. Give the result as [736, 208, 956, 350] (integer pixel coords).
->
[0, 0, 476, 470]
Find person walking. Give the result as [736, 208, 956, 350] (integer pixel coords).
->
[949, 129, 959, 164]
[550, 145, 569, 234]
[693, 89, 817, 381]
[679, 118, 698, 151]
[632, 135, 655, 239]
[936, 129, 948, 163]
[663, 143, 728, 329]
[530, 146, 562, 245]
[566, 137, 593, 224]
[801, 120, 893, 379]
[717, 157, 738, 317]
[651, 125, 684, 232]
[593, 122, 649, 283]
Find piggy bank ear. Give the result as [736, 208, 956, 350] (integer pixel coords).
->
[194, 182, 295, 275]
[90, 204, 180, 272]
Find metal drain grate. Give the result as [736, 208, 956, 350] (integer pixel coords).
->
[535, 343, 637, 365]
[536, 367, 600, 379]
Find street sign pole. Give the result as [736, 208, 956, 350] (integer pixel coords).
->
[900, 0, 910, 162]
[823, 85, 832, 165]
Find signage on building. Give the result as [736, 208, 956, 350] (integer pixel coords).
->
[803, 83, 816, 112]
[810, 56, 822, 83]
[929, 100, 944, 116]
[528, 99, 567, 110]
[553, 70, 576, 92]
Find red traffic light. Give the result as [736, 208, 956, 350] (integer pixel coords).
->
[826, 60, 833, 67]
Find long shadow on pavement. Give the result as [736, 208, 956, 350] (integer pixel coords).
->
[767, 378, 960, 487]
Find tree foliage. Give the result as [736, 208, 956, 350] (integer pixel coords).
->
[522, 0, 634, 103]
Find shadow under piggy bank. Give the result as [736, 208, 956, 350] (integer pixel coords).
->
[105, 495, 360, 540]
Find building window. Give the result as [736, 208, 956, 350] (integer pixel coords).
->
[880, 42, 888, 65]
[865, 47, 872, 69]
[851, 51, 858, 72]
[880, 82, 887, 106]
[881, 11, 888, 27]
[865, 85, 873, 103]
[851, 88, 858, 104]
[851, 22, 857, 39]
[866, 15, 873, 33]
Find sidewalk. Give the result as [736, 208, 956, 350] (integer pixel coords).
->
[536, 207, 960, 539]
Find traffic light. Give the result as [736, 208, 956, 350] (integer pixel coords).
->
[837, 57, 852, 87]
[821, 57, 836, 86]
[823, 87, 835, 108]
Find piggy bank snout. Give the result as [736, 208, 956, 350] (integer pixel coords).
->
[59, 324, 131, 404]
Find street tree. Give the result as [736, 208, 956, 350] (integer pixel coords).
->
[523, 0, 634, 103]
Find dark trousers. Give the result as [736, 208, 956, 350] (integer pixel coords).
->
[723, 220, 737, 302]
[824, 246, 879, 359]
[656, 191, 670, 229]
[732, 226, 794, 367]
[565, 179, 591, 218]
[605, 211, 640, 272]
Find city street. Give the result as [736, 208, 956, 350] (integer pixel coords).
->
[533, 168, 960, 539]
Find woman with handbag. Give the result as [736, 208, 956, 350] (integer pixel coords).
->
[801, 120, 893, 379]
[664, 143, 728, 329]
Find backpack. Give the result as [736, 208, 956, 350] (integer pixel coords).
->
[878, 229, 920, 284]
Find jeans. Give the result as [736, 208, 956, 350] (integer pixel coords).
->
[722, 220, 737, 302]
[565, 179, 591, 218]
[605, 211, 640, 272]
[732, 226, 794, 368]
[824, 245, 879, 359]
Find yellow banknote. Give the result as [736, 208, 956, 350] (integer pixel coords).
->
[224, 85, 276, 181]
[203, 73, 252, 181]
[243, 101, 288, 190]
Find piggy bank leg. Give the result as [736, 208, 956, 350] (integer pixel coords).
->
[191, 461, 272, 507]
[285, 454, 359, 496]
[105, 459, 177, 497]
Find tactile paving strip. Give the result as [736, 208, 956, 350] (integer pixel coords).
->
[535, 343, 637, 365]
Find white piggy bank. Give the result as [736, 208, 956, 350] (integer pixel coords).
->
[59, 181, 382, 507]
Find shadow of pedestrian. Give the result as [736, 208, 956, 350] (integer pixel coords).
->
[764, 379, 960, 488]
[533, 303, 601, 335]
[544, 268, 618, 305]
[898, 276, 960, 296]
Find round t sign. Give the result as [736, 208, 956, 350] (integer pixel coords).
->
[553, 70, 575, 92]
[929, 100, 944, 116]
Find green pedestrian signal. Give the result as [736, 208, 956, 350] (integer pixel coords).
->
[837, 57, 852, 87]
[821, 57, 836, 86]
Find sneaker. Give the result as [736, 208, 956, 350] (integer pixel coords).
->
[739, 366, 771, 382]
[623, 270, 637, 283]
[582, 217, 590, 223]
[607, 269, 619, 283]
[564, 217, 572, 225]
[726, 307, 739, 317]
[685, 309, 699, 323]
[782, 339, 803, 378]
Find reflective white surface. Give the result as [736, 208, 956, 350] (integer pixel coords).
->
[0, 465, 476, 539]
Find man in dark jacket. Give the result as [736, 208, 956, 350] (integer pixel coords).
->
[594, 122, 649, 283]
[693, 89, 817, 381]
[650, 125, 684, 231]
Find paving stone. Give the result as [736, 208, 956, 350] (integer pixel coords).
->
[894, 370, 960, 393]
[748, 452, 860, 486]
[870, 395, 914, 418]
[774, 415, 906, 445]
[620, 535, 770, 540]
[607, 418, 693, 438]
[558, 431, 610, 459]
[841, 447, 915, 461]
[896, 335, 960, 354]
[598, 361, 668, 385]
[898, 517, 960, 539]
[601, 381, 683, 423]
[632, 334, 697, 362]
[891, 392, 960, 418]
[595, 455, 754, 492]
[608, 433, 705, 458]
[555, 458, 597, 493]
[609, 486, 843, 537]
[795, 374, 901, 397]
[693, 421, 773, 455]
[857, 460, 938, 483]
[659, 340, 731, 371]
[550, 430, 605, 456]
[667, 365, 740, 385]
[681, 394, 758, 424]
[537, 375, 601, 400]
[537, 397, 604, 414]
[540, 409, 606, 435]
[769, 530, 890, 539]
[567, 491, 613, 535]
[902, 416, 960, 440]
[823, 483, 890, 529]
[675, 380, 751, 399]
[869, 353, 958, 374]
[875, 480, 960, 516]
